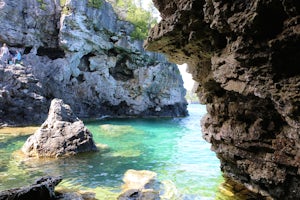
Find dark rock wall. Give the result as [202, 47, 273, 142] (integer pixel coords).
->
[145, 0, 300, 199]
[0, 65, 48, 125]
[0, 176, 62, 200]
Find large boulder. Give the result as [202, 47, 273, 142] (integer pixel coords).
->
[0, 176, 62, 200]
[21, 98, 97, 157]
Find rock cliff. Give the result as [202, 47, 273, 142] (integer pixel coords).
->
[145, 0, 300, 199]
[0, 0, 187, 126]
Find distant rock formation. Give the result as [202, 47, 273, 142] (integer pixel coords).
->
[0, 0, 187, 126]
[22, 98, 97, 157]
[0, 176, 62, 200]
[146, 0, 300, 199]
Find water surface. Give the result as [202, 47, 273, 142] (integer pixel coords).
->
[0, 104, 230, 199]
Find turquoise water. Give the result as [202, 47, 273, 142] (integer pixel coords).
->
[0, 104, 226, 199]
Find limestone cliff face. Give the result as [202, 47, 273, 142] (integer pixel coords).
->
[145, 0, 300, 199]
[0, 0, 187, 126]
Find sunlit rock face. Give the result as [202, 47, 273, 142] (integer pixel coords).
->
[0, 0, 187, 126]
[145, 0, 300, 199]
[22, 98, 97, 157]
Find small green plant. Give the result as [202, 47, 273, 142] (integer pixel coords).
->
[61, 6, 71, 15]
[40, 3, 46, 10]
[37, 0, 47, 11]
[60, 0, 66, 6]
[88, 0, 103, 8]
[60, 0, 71, 15]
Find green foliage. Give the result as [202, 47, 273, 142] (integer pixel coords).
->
[59, 0, 72, 15]
[37, 0, 47, 11]
[60, 0, 66, 6]
[113, 0, 157, 40]
[41, 3, 46, 10]
[88, 0, 103, 8]
[127, 6, 154, 40]
[62, 6, 71, 15]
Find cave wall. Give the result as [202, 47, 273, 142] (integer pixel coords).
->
[145, 0, 300, 199]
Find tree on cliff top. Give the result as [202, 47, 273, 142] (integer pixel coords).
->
[109, 0, 158, 40]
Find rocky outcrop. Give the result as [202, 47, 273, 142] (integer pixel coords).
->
[22, 98, 97, 157]
[0, 64, 48, 126]
[0, 0, 187, 126]
[0, 176, 62, 200]
[146, 0, 300, 199]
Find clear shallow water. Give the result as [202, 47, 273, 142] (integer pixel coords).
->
[0, 104, 227, 199]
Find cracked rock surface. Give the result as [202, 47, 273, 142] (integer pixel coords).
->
[145, 0, 300, 199]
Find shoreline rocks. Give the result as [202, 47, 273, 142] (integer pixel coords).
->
[22, 98, 97, 157]
[0, 176, 62, 200]
[0, 64, 48, 126]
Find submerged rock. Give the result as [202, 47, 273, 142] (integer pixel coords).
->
[99, 124, 143, 137]
[146, 0, 300, 199]
[0, 176, 62, 200]
[56, 192, 95, 200]
[22, 98, 97, 157]
[118, 170, 161, 200]
[118, 169, 179, 200]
